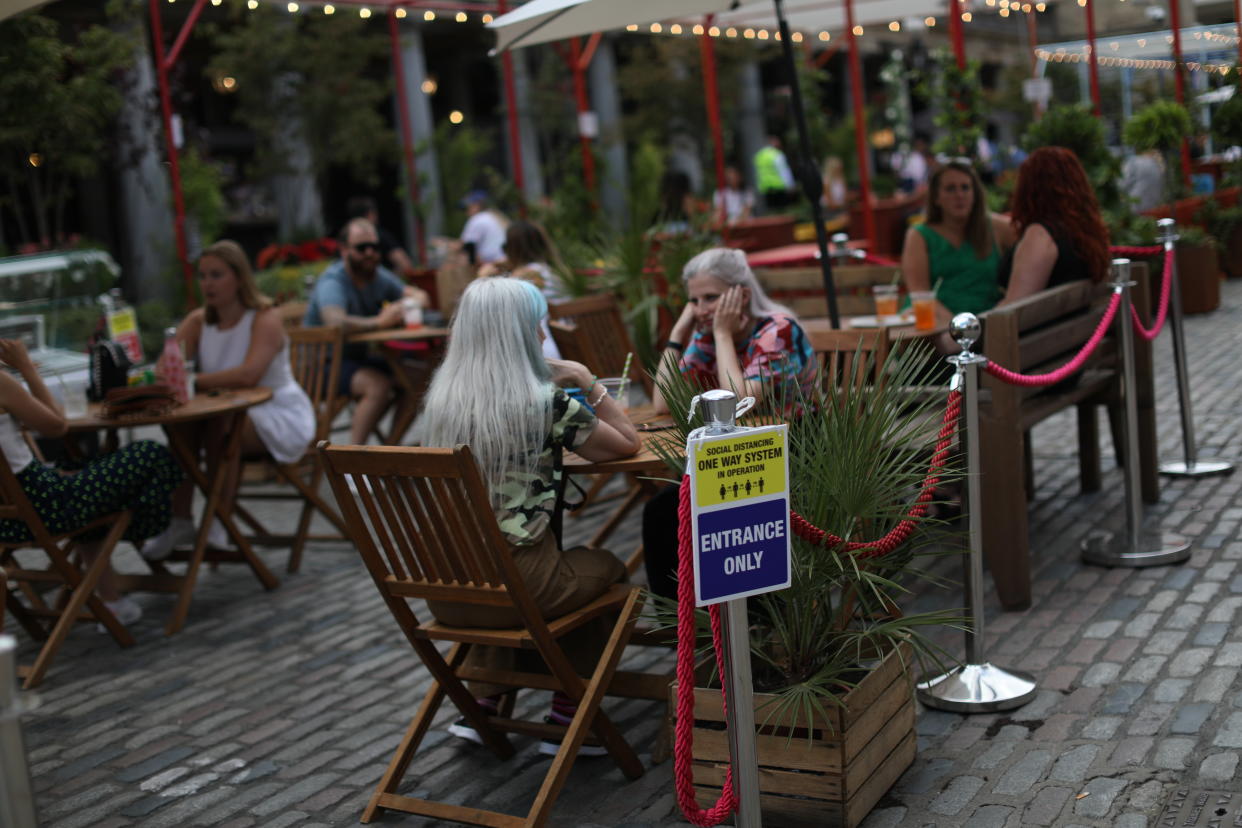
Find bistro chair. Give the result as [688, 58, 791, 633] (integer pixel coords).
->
[548, 295, 650, 396]
[319, 441, 665, 827]
[808, 327, 890, 391]
[233, 325, 350, 573]
[0, 443, 135, 689]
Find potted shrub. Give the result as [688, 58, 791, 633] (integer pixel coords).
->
[1024, 104, 1123, 213]
[1122, 101, 1195, 210]
[1174, 225, 1222, 313]
[650, 350, 961, 827]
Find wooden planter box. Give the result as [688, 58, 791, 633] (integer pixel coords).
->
[678, 642, 916, 828]
[1177, 241, 1221, 314]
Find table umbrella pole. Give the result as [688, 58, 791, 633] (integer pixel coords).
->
[773, 0, 839, 328]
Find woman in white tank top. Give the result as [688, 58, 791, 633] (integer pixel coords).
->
[0, 339, 181, 627]
[142, 240, 315, 558]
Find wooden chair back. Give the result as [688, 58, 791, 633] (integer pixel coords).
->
[548, 295, 650, 394]
[807, 327, 890, 391]
[754, 264, 902, 319]
[0, 440, 134, 688]
[287, 325, 345, 442]
[277, 300, 308, 330]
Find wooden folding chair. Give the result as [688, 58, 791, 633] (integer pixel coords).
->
[548, 294, 651, 395]
[234, 326, 350, 573]
[0, 444, 135, 689]
[319, 441, 663, 828]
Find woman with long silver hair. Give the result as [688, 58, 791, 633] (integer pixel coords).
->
[646, 247, 817, 602]
[651, 246, 816, 415]
[416, 276, 640, 756]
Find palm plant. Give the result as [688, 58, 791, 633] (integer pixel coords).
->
[646, 345, 964, 730]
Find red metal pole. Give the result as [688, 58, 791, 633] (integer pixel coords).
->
[947, 0, 967, 69]
[845, 0, 878, 247]
[1084, 0, 1102, 116]
[497, 0, 526, 214]
[163, 0, 208, 72]
[569, 37, 596, 197]
[387, 9, 426, 264]
[1168, 0, 1193, 186]
[700, 16, 726, 196]
[148, 0, 195, 308]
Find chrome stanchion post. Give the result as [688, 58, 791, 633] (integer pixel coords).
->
[917, 314, 1037, 713]
[686, 389, 761, 827]
[1156, 219, 1233, 477]
[1, 635, 40, 828]
[1082, 259, 1191, 567]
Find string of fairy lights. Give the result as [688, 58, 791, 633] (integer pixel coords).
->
[171, 0, 1240, 74]
[1035, 25, 1240, 73]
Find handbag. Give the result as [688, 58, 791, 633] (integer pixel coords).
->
[99, 384, 179, 419]
[87, 339, 132, 402]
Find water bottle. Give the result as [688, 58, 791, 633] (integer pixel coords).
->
[155, 327, 190, 404]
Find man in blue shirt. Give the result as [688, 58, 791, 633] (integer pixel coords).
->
[305, 218, 424, 444]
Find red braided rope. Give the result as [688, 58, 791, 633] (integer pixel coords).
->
[674, 475, 737, 825]
[983, 291, 1122, 387]
[1130, 246, 1174, 342]
[789, 389, 962, 557]
[1110, 245, 1163, 257]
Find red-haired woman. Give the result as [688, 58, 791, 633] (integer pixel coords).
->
[996, 146, 1111, 307]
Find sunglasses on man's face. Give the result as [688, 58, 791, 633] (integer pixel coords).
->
[352, 242, 380, 254]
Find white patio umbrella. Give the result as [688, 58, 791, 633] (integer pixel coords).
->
[0, 0, 49, 20]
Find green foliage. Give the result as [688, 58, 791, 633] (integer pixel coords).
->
[924, 51, 985, 159]
[1196, 196, 1242, 253]
[647, 346, 963, 722]
[1212, 95, 1242, 148]
[430, 122, 497, 237]
[179, 147, 227, 246]
[206, 6, 395, 185]
[136, 299, 177, 359]
[1024, 104, 1122, 212]
[0, 13, 133, 247]
[1123, 101, 1194, 154]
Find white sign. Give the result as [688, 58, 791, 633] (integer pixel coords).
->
[577, 111, 599, 139]
[688, 424, 792, 606]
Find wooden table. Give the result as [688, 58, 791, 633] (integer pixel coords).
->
[346, 326, 450, 444]
[67, 387, 277, 635]
[801, 315, 946, 343]
[563, 406, 680, 569]
[746, 240, 869, 269]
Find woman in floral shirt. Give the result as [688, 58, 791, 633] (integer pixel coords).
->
[647, 248, 816, 602]
[416, 277, 640, 755]
[652, 247, 816, 414]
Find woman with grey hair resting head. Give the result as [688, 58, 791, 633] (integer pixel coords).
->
[646, 247, 817, 601]
[415, 276, 640, 756]
[652, 246, 817, 414]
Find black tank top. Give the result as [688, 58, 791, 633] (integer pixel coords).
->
[997, 222, 1092, 290]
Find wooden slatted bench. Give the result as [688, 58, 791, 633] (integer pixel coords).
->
[977, 262, 1157, 610]
[753, 264, 902, 319]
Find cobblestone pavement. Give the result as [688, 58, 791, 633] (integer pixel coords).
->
[9, 278, 1242, 827]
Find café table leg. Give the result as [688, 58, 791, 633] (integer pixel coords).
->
[161, 413, 278, 636]
[379, 344, 435, 446]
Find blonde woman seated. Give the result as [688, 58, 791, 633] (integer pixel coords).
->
[415, 277, 639, 754]
[142, 240, 315, 557]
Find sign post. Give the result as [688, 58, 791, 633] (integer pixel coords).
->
[685, 389, 792, 827]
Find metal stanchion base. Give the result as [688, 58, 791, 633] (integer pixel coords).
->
[1160, 459, 1235, 478]
[1080, 529, 1191, 568]
[916, 662, 1038, 713]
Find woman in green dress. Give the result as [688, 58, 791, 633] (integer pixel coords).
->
[900, 159, 1015, 327]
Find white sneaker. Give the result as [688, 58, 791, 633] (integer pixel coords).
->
[140, 517, 195, 561]
[97, 595, 142, 633]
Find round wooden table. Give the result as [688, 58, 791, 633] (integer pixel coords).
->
[346, 326, 450, 444]
[67, 387, 276, 635]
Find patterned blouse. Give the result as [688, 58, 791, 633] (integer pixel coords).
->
[494, 388, 597, 546]
[679, 314, 818, 405]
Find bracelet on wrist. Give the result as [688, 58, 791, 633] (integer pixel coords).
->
[665, 339, 685, 352]
[589, 385, 610, 407]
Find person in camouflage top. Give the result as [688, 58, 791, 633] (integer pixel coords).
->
[416, 278, 640, 752]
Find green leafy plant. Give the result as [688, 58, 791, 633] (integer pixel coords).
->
[1024, 104, 1123, 212]
[0, 13, 133, 249]
[1123, 100, 1194, 203]
[646, 346, 964, 728]
[180, 147, 228, 247]
[922, 51, 986, 159]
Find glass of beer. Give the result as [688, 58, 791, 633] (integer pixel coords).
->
[910, 291, 936, 331]
[872, 284, 899, 318]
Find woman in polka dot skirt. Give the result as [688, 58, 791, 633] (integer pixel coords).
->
[0, 339, 182, 626]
